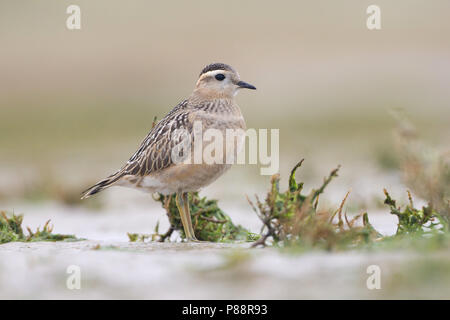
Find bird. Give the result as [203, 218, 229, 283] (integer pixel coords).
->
[81, 63, 256, 241]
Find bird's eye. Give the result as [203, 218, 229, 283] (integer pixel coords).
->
[215, 74, 225, 81]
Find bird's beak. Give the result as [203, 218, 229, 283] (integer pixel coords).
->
[236, 81, 256, 90]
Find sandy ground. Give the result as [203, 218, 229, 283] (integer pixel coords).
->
[0, 240, 404, 299]
[0, 170, 446, 300]
[3, 195, 450, 300]
[1, 236, 449, 299]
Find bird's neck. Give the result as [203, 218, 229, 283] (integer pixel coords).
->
[190, 87, 235, 102]
[188, 93, 240, 116]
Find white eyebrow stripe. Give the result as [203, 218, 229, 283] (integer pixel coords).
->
[200, 70, 227, 79]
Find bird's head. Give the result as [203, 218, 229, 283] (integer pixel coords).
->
[193, 63, 256, 99]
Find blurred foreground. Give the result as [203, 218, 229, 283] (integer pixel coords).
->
[1, 237, 449, 299]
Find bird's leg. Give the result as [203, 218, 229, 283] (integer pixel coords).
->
[175, 192, 189, 239]
[175, 192, 198, 241]
[182, 192, 198, 241]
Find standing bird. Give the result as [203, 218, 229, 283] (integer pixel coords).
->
[81, 63, 256, 241]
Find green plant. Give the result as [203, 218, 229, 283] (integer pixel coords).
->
[0, 211, 79, 244]
[393, 113, 450, 224]
[247, 157, 449, 251]
[383, 189, 448, 235]
[248, 160, 381, 249]
[129, 192, 259, 243]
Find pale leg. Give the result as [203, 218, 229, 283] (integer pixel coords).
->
[176, 192, 198, 241]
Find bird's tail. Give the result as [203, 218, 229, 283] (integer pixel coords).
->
[81, 171, 124, 199]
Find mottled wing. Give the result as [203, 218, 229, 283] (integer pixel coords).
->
[81, 99, 193, 199]
[122, 99, 193, 176]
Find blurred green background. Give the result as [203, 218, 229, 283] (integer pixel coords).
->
[0, 0, 449, 203]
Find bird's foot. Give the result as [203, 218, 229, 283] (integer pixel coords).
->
[185, 237, 208, 243]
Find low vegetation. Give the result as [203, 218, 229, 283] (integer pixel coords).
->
[248, 160, 381, 249]
[247, 158, 448, 250]
[128, 192, 259, 243]
[245, 116, 449, 250]
[393, 113, 450, 225]
[383, 189, 448, 235]
[0, 211, 79, 244]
